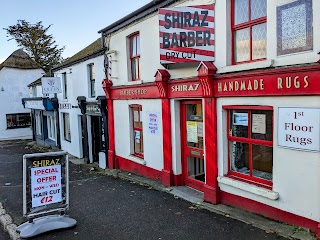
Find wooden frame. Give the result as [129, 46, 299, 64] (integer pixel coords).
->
[130, 104, 144, 158]
[129, 33, 140, 81]
[88, 63, 95, 98]
[223, 105, 273, 187]
[231, 0, 267, 64]
[180, 100, 205, 191]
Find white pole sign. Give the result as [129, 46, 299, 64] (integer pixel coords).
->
[41, 77, 62, 94]
[278, 107, 320, 151]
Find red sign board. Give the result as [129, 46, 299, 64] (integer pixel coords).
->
[168, 79, 203, 98]
[111, 84, 160, 100]
[214, 69, 320, 97]
[159, 5, 215, 64]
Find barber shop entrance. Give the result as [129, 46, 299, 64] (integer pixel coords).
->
[181, 101, 205, 191]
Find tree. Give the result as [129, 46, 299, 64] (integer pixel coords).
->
[4, 20, 65, 72]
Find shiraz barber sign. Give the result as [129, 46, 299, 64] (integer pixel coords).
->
[159, 4, 215, 64]
[23, 152, 69, 217]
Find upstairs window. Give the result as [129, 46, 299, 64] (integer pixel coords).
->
[224, 106, 273, 187]
[130, 33, 140, 81]
[62, 72, 67, 99]
[131, 105, 143, 158]
[88, 64, 95, 97]
[232, 0, 267, 64]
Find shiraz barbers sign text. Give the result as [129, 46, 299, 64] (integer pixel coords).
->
[159, 5, 215, 64]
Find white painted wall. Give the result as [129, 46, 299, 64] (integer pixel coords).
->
[113, 99, 164, 171]
[108, 0, 320, 83]
[59, 108, 82, 158]
[216, 96, 320, 222]
[0, 67, 44, 140]
[53, 55, 104, 158]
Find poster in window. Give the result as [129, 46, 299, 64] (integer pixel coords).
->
[233, 113, 248, 126]
[134, 111, 139, 122]
[197, 122, 203, 137]
[252, 114, 266, 134]
[147, 112, 159, 135]
[187, 121, 198, 143]
[135, 130, 140, 139]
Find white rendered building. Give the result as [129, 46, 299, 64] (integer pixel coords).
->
[52, 39, 107, 166]
[0, 49, 44, 140]
[98, 0, 320, 237]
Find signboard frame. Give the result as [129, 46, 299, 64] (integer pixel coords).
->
[41, 77, 62, 94]
[23, 151, 69, 218]
[278, 107, 320, 152]
[159, 4, 215, 64]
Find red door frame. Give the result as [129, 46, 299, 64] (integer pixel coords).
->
[180, 100, 205, 192]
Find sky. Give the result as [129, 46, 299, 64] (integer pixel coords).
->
[0, 0, 151, 64]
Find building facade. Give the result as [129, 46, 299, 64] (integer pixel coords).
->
[0, 49, 44, 140]
[22, 79, 59, 148]
[52, 39, 108, 166]
[99, 0, 320, 237]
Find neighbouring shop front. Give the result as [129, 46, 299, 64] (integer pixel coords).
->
[22, 97, 59, 148]
[77, 96, 108, 167]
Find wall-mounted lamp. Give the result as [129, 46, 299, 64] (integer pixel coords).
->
[69, 68, 72, 74]
[1, 87, 4, 91]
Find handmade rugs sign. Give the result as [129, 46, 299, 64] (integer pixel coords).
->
[159, 4, 215, 64]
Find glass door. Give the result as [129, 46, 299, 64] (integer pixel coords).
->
[181, 101, 205, 191]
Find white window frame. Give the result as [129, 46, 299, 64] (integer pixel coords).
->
[88, 63, 95, 98]
[47, 115, 56, 140]
[35, 114, 42, 135]
[63, 113, 71, 142]
[62, 72, 67, 99]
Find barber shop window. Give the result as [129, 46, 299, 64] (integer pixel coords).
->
[129, 33, 140, 81]
[224, 106, 273, 187]
[130, 105, 143, 158]
[6, 113, 31, 129]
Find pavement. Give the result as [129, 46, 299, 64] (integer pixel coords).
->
[0, 140, 316, 240]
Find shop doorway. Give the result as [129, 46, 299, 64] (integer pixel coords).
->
[181, 101, 205, 191]
[91, 116, 101, 163]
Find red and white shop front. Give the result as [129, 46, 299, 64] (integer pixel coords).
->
[103, 62, 320, 237]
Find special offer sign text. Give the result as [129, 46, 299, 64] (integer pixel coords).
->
[31, 164, 62, 208]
